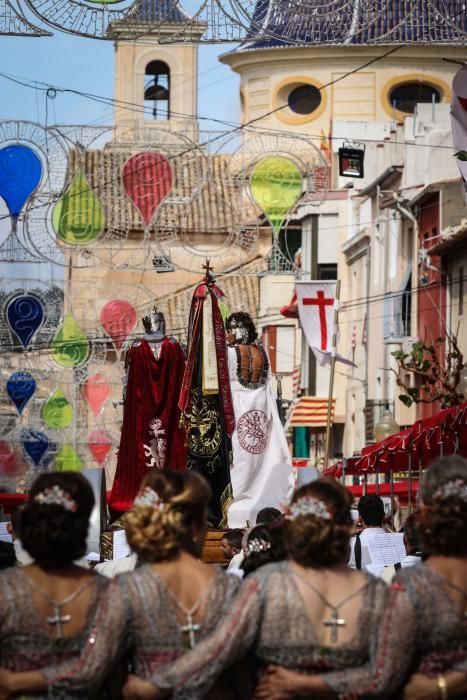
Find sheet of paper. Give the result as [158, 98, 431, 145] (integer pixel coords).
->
[366, 533, 406, 572]
[85, 551, 101, 562]
[0, 522, 12, 543]
[113, 530, 130, 560]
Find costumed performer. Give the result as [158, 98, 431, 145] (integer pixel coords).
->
[179, 263, 235, 527]
[109, 308, 186, 515]
[225, 312, 294, 528]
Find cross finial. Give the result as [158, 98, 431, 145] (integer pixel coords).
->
[202, 259, 214, 280]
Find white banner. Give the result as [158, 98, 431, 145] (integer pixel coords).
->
[451, 65, 467, 201]
[296, 281, 354, 367]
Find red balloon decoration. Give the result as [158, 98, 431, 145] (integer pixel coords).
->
[100, 299, 137, 351]
[88, 429, 113, 465]
[82, 373, 111, 417]
[0, 441, 27, 478]
[122, 151, 172, 227]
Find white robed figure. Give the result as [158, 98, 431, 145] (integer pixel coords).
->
[225, 312, 294, 528]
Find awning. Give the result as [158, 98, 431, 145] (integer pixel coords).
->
[325, 402, 467, 476]
[289, 397, 335, 428]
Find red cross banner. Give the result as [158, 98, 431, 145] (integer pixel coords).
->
[296, 281, 354, 367]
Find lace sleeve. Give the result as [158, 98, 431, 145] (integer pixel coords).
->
[150, 574, 262, 697]
[40, 576, 130, 695]
[320, 581, 417, 699]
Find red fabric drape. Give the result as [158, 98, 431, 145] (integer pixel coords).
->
[109, 338, 186, 513]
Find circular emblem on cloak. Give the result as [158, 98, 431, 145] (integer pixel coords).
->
[237, 410, 270, 454]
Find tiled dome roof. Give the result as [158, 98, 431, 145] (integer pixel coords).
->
[239, 0, 467, 49]
[127, 0, 190, 24]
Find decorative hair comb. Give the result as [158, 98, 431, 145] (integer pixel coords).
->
[34, 485, 77, 512]
[432, 479, 467, 503]
[133, 486, 164, 509]
[286, 496, 332, 521]
[245, 538, 272, 556]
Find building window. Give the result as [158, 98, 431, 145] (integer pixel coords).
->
[383, 269, 412, 341]
[288, 84, 322, 115]
[318, 263, 337, 280]
[460, 266, 464, 316]
[389, 82, 441, 114]
[274, 77, 326, 125]
[144, 61, 170, 120]
[262, 325, 295, 374]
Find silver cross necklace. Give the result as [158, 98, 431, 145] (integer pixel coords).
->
[26, 577, 95, 639]
[167, 578, 216, 649]
[293, 570, 370, 643]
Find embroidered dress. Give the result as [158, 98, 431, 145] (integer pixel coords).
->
[148, 561, 389, 699]
[40, 566, 245, 699]
[0, 568, 115, 699]
[322, 564, 467, 699]
[227, 345, 294, 527]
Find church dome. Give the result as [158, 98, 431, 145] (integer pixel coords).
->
[239, 0, 467, 49]
[127, 0, 190, 24]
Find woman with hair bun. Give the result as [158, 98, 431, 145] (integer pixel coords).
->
[0, 470, 244, 698]
[240, 520, 286, 578]
[259, 457, 467, 700]
[0, 471, 116, 698]
[123, 477, 394, 699]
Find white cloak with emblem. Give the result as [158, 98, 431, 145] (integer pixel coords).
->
[227, 345, 294, 528]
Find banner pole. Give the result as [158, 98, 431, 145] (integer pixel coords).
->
[324, 280, 341, 470]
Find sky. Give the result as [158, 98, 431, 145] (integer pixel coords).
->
[0, 13, 240, 132]
[0, 5, 241, 283]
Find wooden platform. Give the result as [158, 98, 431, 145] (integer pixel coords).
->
[202, 528, 228, 565]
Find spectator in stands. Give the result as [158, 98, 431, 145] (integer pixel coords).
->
[7, 508, 32, 566]
[380, 511, 423, 582]
[221, 528, 245, 577]
[348, 494, 385, 570]
[256, 507, 282, 525]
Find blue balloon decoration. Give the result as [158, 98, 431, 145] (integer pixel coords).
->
[21, 429, 50, 467]
[6, 294, 44, 349]
[6, 371, 36, 415]
[0, 145, 42, 222]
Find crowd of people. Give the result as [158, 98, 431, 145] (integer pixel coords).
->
[0, 456, 465, 699]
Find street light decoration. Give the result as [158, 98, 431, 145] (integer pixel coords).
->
[338, 143, 365, 179]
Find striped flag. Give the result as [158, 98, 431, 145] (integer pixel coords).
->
[289, 397, 336, 428]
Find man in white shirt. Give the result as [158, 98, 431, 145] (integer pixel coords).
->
[95, 552, 137, 578]
[348, 495, 386, 570]
[221, 528, 245, 578]
[381, 512, 423, 583]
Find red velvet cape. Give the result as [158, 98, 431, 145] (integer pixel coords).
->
[109, 337, 186, 513]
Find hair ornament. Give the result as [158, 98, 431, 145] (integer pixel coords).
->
[286, 496, 332, 521]
[34, 485, 78, 512]
[245, 538, 272, 556]
[432, 479, 467, 503]
[133, 486, 165, 509]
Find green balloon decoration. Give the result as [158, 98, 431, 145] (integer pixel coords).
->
[53, 170, 105, 245]
[41, 389, 73, 429]
[54, 444, 83, 472]
[250, 156, 303, 236]
[52, 314, 90, 368]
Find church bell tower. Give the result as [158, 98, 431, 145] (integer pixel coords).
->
[112, 0, 203, 140]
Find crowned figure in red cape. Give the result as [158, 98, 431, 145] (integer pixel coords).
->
[179, 262, 235, 526]
[109, 308, 186, 514]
